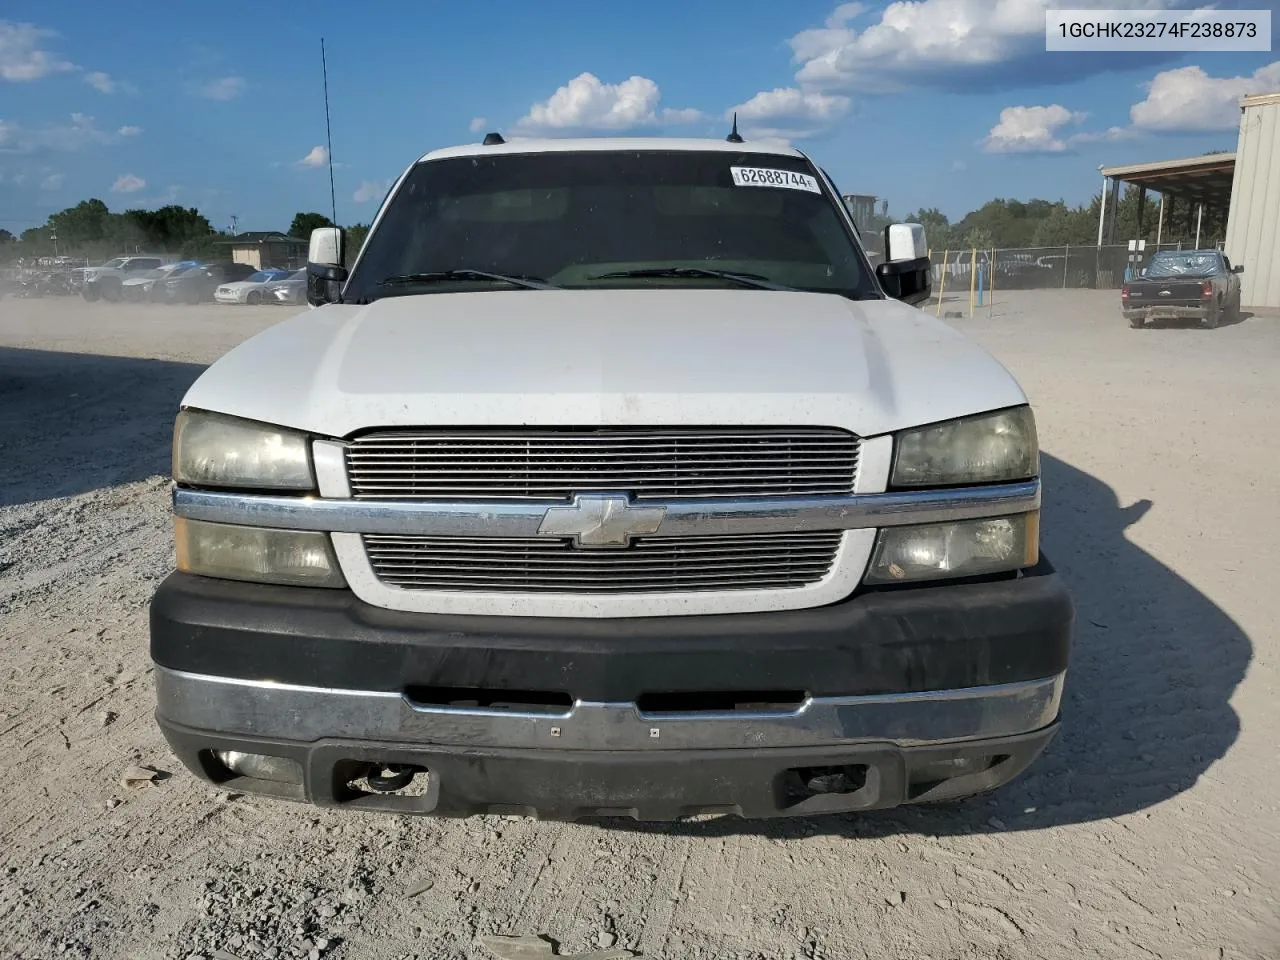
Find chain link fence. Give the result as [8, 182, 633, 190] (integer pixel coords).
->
[930, 242, 1209, 293]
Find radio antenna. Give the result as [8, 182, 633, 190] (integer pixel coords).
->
[321, 38, 338, 226]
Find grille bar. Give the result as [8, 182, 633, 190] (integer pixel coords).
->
[364, 532, 843, 594]
[346, 428, 859, 501]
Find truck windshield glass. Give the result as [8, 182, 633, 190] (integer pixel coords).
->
[1144, 252, 1222, 278]
[344, 150, 878, 301]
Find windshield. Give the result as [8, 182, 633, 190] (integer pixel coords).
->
[1144, 252, 1223, 278]
[98, 258, 125, 269]
[246, 271, 275, 282]
[344, 150, 877, 302]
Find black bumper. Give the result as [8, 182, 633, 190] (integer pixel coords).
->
[150, 560, 1073, 701]
[159, 720, 1058, 820]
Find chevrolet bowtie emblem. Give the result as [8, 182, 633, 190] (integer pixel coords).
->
[537, 494, 666, 548]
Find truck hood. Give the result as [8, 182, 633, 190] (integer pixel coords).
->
[181, 289, 1028, 438]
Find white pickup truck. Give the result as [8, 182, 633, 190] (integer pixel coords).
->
[150, 135, 1073, 820]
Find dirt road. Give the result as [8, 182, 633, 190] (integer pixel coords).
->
[2, 292, 1277, 959]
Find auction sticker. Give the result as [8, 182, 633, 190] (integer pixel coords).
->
[730, 167, 820, 193]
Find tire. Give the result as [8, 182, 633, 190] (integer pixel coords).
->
[246, 291, 261, 305]
[100, 280, 121, 302]
[1201, 304, 1220, 330]
[184, 288, 202, 305]
[1128, 315, 1144, 329]
[81, 284, 100, 302]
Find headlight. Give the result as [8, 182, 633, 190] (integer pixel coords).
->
[173, 409, 314, 490]
[892, 407, 1038, 487]
[175, 518, 346, 587]
[865, 513, 1038, 584]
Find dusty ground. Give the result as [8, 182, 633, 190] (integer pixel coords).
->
[1, 290, 1277, 960]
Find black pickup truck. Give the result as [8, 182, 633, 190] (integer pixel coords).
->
[1122, 249, 1243, 329]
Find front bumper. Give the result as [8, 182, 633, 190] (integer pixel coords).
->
[150, 562, 1072, 819]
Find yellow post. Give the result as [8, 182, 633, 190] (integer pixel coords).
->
[988, 247, 996, 314]
[968, 247, 978, 316]
[935, 250, 949, 316]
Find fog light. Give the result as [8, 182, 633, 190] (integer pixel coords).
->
[215, 750, 304, 784]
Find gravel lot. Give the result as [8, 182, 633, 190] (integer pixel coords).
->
[1, 291, 1278, 960]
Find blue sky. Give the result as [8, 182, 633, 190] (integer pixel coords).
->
[1, 0, 1275, 234]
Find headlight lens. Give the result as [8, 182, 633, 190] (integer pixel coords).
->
[173, 409, 314, 490]
[175, 518, 346, 587]
[865, 513, 1039, 584]
[892, 407, 1038, 487]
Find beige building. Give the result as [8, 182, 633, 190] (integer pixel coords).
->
[216, 232, 308, 270]
[1224, 92, 1280, 310]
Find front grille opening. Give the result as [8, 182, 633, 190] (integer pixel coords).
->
[345, 426, 860, 502]
[364, 531, 842, 594]
[636, 690, 808, 714]
[405, 685, 574, 714]
[783, 764, 869, 805]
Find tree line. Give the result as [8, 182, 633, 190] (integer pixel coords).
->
[0, 201, 369, 266]
[1, 185, 1226, 266]
[906, 184, 1227, 253]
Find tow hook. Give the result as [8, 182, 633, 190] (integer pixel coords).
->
[365, 764, 418, 793]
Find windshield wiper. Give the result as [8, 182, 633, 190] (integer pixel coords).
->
[376, 270, 560, 290]
[588, 266, 795, 291]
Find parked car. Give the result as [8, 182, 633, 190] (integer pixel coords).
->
[158, 262, 257, 305]
[213, 268, 293, 305]
[152, 136, 1072, 821]
[263, 268, 307, 305]
[81, 256, 165, 301]
[122, 261, 203, 302]
[1121, 249, 1243, 329]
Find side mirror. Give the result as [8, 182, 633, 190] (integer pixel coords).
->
[1140, 267, 1147, 277]
[1232, 264, 1244, 274]
[876, 222, 932, 306]
[307, 226, 347, 306]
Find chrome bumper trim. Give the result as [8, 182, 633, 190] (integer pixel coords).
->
[155, 667, 1064, 751]
[172, 480, 1040, 540]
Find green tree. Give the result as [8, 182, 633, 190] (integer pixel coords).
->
[343, 223, 370, 267]
[48, 199, 111, 249]
[289, 212, 335, 239]
[125, 205, 215, 251]
[904, 207, 953, 250]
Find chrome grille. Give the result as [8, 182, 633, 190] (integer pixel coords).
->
[345, 428, 859, 501]
[363, 532, 843, 593]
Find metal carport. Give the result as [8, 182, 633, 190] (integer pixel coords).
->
[1096, 152, 1236, 249]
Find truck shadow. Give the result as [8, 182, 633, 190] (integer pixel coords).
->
[0, 348, 205, 508]
[610, 452, 1250, 839]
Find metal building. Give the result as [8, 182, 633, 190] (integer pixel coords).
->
[1224, 92, 1280, 310]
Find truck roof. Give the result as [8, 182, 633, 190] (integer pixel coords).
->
[419, 136, 804, 164]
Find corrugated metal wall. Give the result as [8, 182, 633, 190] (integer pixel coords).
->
[1224, 95, 1280, 309]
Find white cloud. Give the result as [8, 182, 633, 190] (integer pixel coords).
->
[982, 104, 1086, 154]
[0, 20, 76, 82]
[0, 113, 141, 153]
[469, 116, 488, 134]
[353, 179, 391, 203]
[1130, 61, 1280, 132]
[194, 75, 246, 100]
[40, 172, 64, 190]
[296, 145, 329, 168]
[111, 173, 145, 193]
[729, 87, 850, 140]
[515, 72, 701, 134]
[791, 0, 1186, 92]
[662, 107, 705, 124]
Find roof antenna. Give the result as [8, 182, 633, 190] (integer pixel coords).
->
[726, 112, 744, 144]
[483, 131, 506, 145]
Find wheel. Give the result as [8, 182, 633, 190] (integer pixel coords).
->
[246, 291, 261, 305]
[1201, 303, 1220, 329]
[81, 284, 100, 302]
[1128, 315, 1144, 329]
[100, 280, 121, 302]
[184, 288, 202, 305]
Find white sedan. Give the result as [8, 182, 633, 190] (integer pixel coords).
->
[213, 269, 293, 305]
